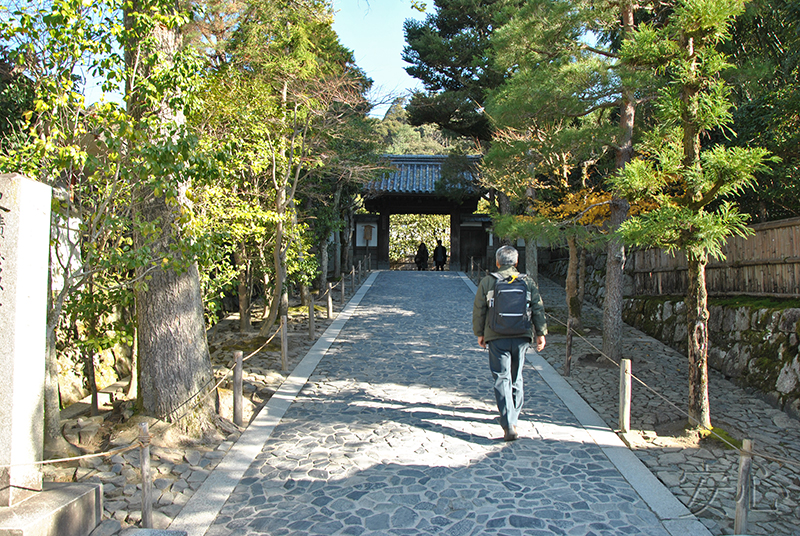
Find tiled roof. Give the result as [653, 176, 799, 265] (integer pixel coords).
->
[367, 155, 481, 195]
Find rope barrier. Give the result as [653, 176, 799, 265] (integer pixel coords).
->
[0, 442, 139, 469]
[543, 311, 800, 470]
[169, 323, 284, 424]
[167, 281, 349, 424]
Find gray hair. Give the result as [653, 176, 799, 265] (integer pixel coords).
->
[495, 245, 518, 266]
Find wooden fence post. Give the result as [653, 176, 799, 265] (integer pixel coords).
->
[734, 439, 753, 535]
[619, 359, 632, 433]
[326, 283, 333, 319]
[341, 279, 346, 304]
[308, 295, 315, 339]
[564, 318, 573, 376]
[358, 260, 362, 284]
[233, 350, 243, 427]
[351, 266, 356, 289]
[280, 315, 288, 373]
[138, 422, 153, 529]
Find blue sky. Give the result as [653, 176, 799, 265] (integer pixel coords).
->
[331, 0, 427, 118]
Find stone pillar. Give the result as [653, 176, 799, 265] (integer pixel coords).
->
[449, 210, 461, 271]
[0, 173, 51, 506]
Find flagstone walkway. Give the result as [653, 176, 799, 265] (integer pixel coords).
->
[168, 271, 708, 536]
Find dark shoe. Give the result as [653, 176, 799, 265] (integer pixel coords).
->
[503, 425, 518, 442]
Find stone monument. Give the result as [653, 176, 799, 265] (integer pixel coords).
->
[0, 173, 101, 535]
[0, 173, 50, 505]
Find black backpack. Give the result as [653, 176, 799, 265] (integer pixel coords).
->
[487, 273, 531, 336]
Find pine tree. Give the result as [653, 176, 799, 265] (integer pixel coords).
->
[612, 0, 773, 430]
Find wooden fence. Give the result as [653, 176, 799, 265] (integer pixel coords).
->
[629, 216, 800, 297]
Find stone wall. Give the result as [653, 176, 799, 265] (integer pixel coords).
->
[541, 250, 800, 418]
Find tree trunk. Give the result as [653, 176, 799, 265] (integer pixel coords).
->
[235, 243, 251, 332]
[578, 247, 586, 308]
[333, 187, 342, 279]
[334, 229, 342, 279]
[525, 238, 538, 285]
[686, 253, 712, 430]
[259, 188, 287, 337]
[127, 3, 215, 430]
[342, 208, 353, 273]
[134, 194, 216, 427]
[524, 184, 538, 283]
[602, 2, 636, 362]
[300, 283, 308, 307]
[566, 236, 582, 331]
[602, 197, 629, 362]
[318, 236, 329, 291]
[497, 190, 512, 215]
[44, 310, 75, 457]
[44, 231, 78, 457]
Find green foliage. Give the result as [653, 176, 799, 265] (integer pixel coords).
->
[481, 0, 638, 223]
[389, 214, 449, 262]
[435, 152, 483, 204]
[402, 0, 523, 140]
[723, 0, 800, 220]
[0, 0, 215, 363]
[374, 97, 475, 155]
[613, 0, 772, 263]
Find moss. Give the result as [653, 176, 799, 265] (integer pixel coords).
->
[745, 340, 785, 389]
[630, 295, 684, 303]
[702, 426, 742, 450]
[711, 296, 800, 309]
[287, 304, 327, 315]
[548, 323, 568, 335]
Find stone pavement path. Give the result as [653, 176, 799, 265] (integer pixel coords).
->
[170, 271, 708, 536]
[534, 277, 800, 536]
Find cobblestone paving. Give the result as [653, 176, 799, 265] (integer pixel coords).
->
[204, 271, 680, 536]
[535, 276, 800, 536]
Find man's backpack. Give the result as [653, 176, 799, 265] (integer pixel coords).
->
[487, 273, 532, 336]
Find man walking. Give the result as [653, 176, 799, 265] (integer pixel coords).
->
[433, 239, 447, 271]
[472, 246, 547, 441]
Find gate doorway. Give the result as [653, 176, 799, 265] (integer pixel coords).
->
[389, 214, 450, 270]
[356, 154, 488, 271]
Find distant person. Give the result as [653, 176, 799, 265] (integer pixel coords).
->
[433, 239, 447, 271]
[472, 246, 547, 441]
[414, 242, 429, 271]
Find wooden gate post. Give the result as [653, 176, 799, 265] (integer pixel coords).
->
[308, 295, 315, 339]
[138, 422, 153, 529]
[564, 318, 573, 376]
[280, 315, 288, 373]
[734, 439, 753, 535]
[619, 359, 632, 433]
[233, 350, 243, 427]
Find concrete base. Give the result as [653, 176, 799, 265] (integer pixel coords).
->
[0, 482, 102, 536]
[124, 531, 187, 535]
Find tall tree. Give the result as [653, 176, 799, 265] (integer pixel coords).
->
[612, 0, 773, 430]
[124, 0, 216, 429]
[724, 0, 800, 221]
[402, 0, 520, 143]
[484, 0, 651, 358]
[201, 0, 373, 337]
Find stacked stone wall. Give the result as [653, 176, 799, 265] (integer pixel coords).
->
[540, 251, 800, 418]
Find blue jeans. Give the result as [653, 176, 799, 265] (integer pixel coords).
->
[488, 337, 529, 430]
